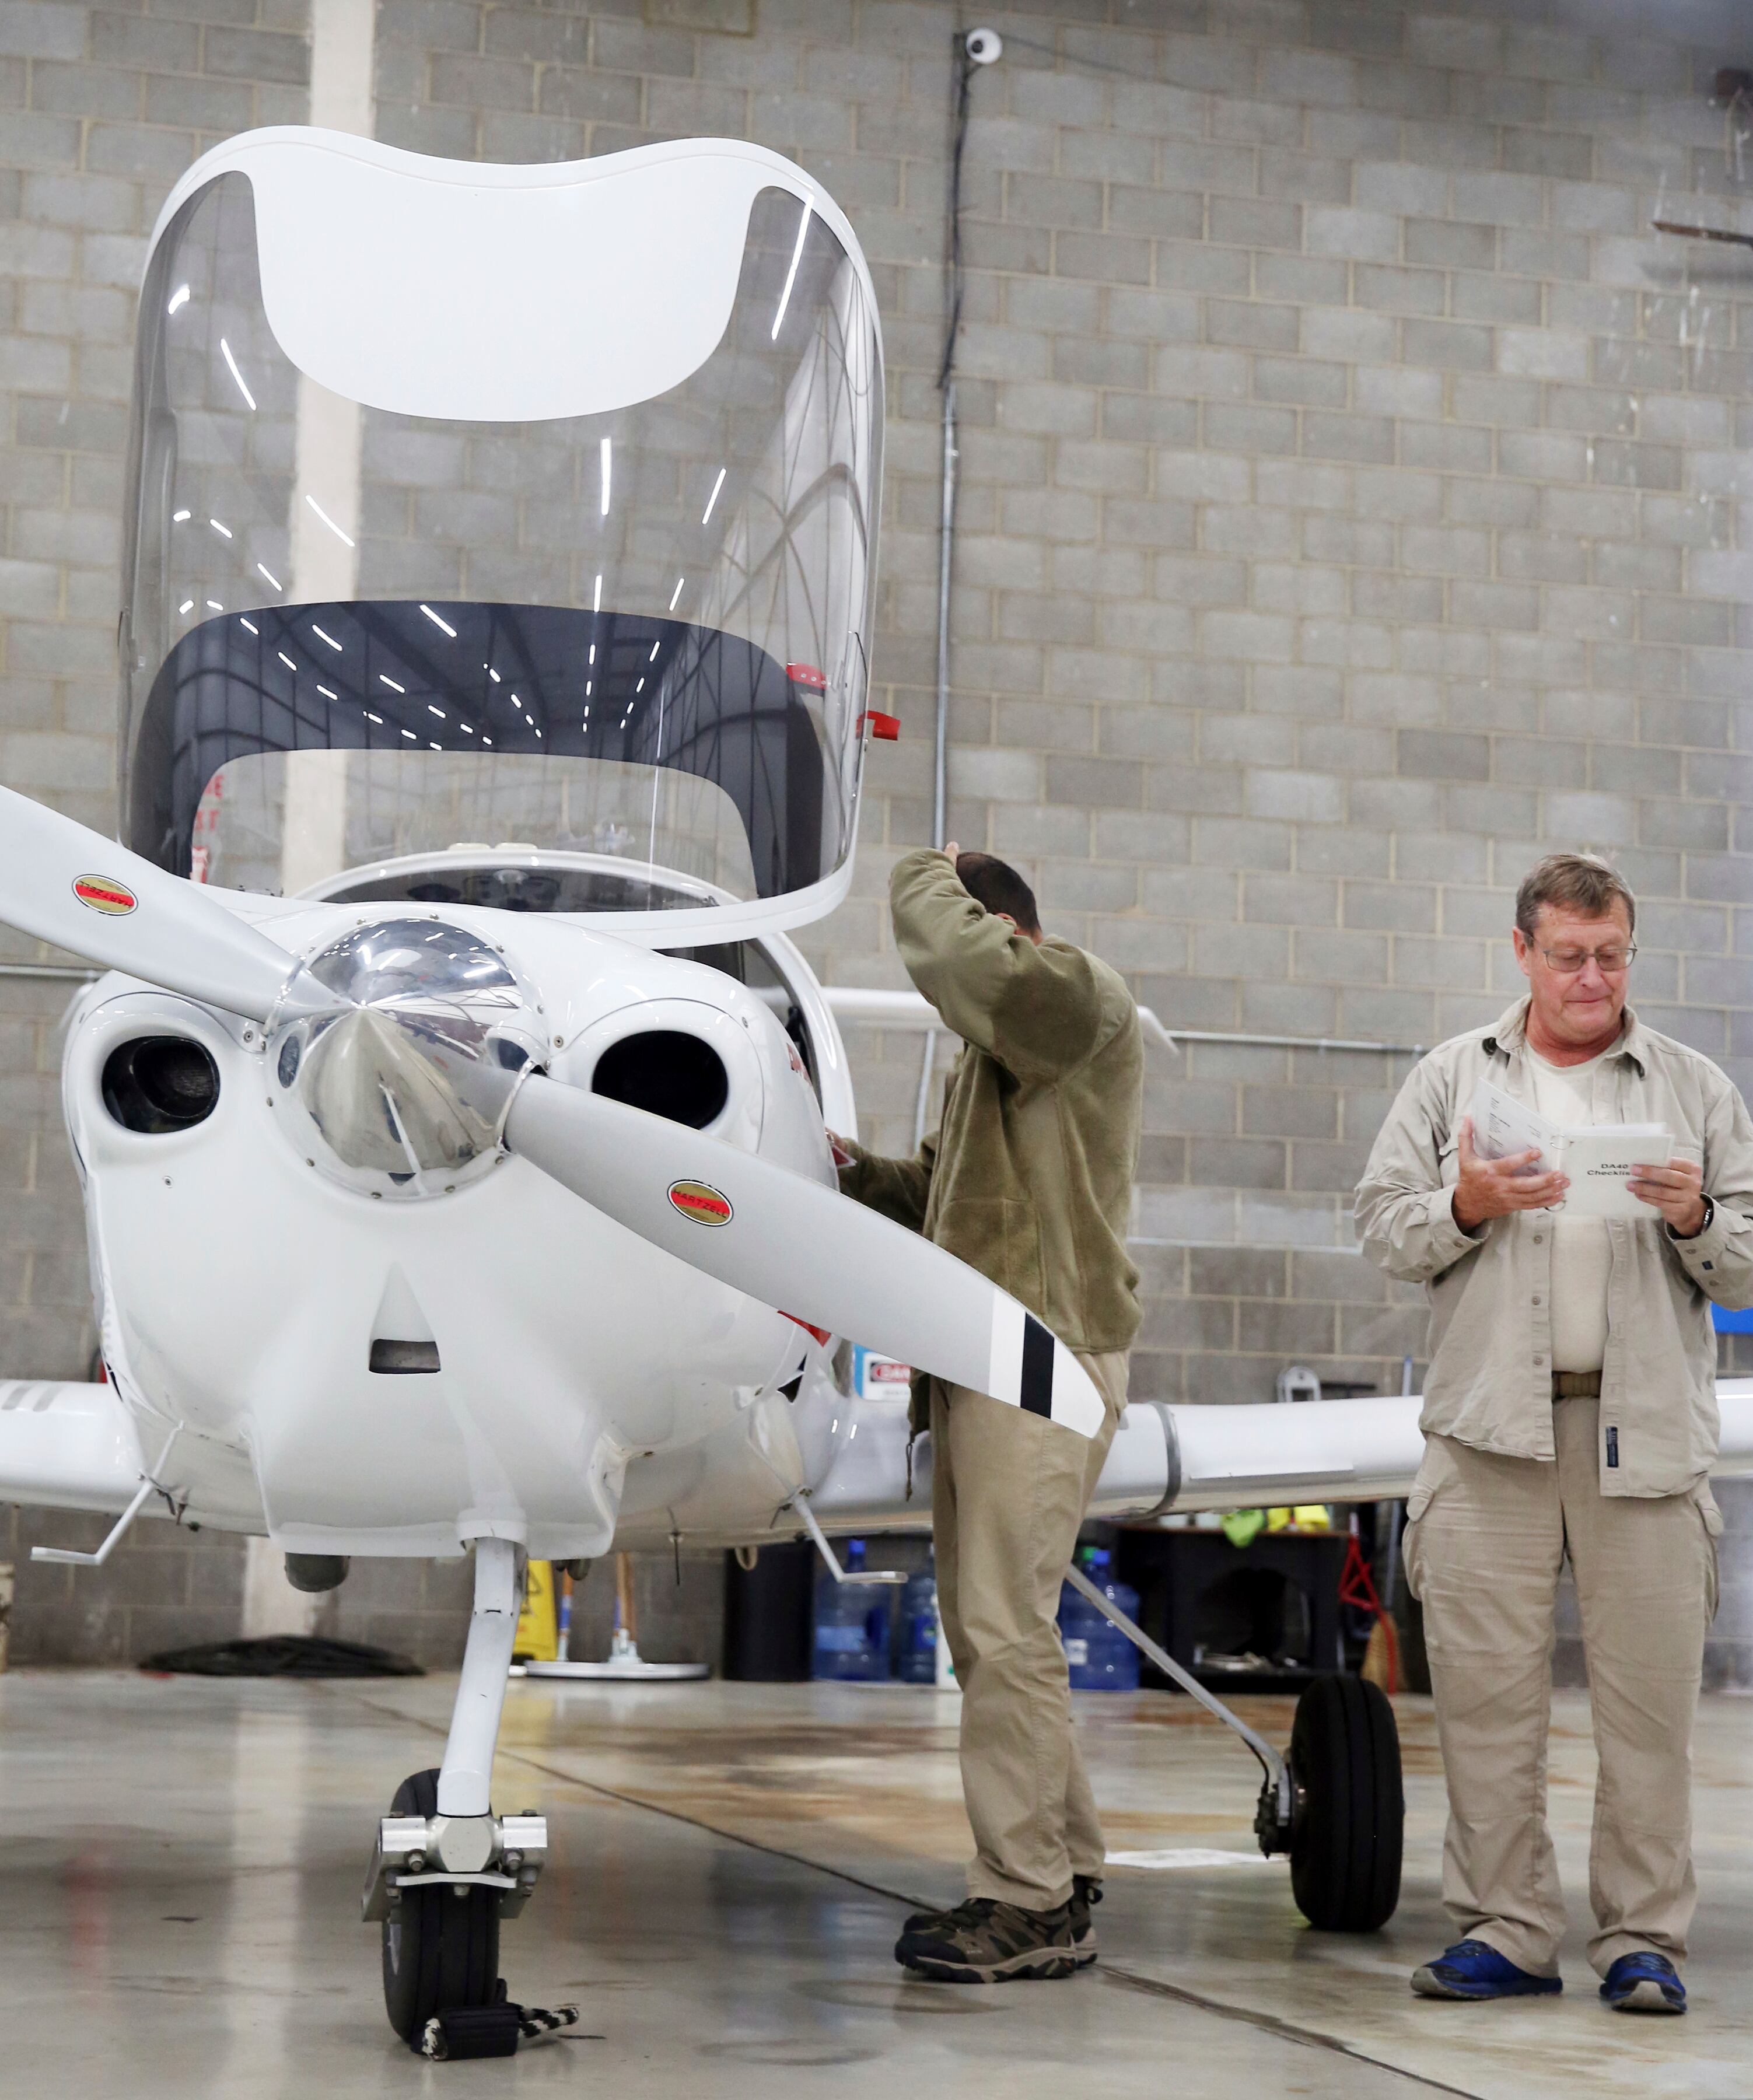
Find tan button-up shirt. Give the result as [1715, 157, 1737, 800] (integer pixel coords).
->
[1355, 998, 1753, 1496]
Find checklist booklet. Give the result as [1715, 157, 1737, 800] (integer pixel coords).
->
[1467, 1077, 1671, 1221]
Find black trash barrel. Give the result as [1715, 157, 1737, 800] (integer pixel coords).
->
[723, 1540, 815, 1681]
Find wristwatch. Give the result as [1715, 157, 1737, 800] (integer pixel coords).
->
[1675, 1193, 1714, 1242]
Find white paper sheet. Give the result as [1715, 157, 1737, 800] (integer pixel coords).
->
[1465, 1077, 1672, 1221]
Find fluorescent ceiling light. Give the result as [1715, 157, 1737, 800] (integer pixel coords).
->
[239, 617, 258, 635]
[172, 509, 190, 522]
[701, 466, 726, 525]
[593, 573, 602, 611]
[305, 495, 354, 548]
[277, 652, 296, 671]
[772, 198, 813, 339]
[669, 576, 685, 610]
[257, 564, 282, 591]
[219, 338, 256, 411]
[179, 598, 193, 614]
[312, 625, 341, 650]
[209, 518, 232, 538]
[167, 284, 190, 315]
[419, 604, 456, 638]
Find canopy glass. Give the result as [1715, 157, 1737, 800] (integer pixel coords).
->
[121, 167, 881, 914]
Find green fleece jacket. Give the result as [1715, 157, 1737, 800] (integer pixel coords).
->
[838, 849, 1144, 1373]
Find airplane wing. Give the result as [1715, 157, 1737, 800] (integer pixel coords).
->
[0, 1382, 147, 1514]
[821, 984, 1179, 1050]
[807, 1381, 1753, 1531]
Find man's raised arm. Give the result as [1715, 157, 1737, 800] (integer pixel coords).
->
[890, 849, 1107, 1086]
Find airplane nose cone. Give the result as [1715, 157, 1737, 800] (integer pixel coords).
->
[267, 917, 546, 1199]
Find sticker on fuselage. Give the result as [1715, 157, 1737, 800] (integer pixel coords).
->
[74, 874, 137, 916]
[669, 1179, 733, 1227]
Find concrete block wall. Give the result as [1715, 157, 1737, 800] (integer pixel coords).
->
[1, 0, 312, 1659]
[5, 0, 1753, 1658]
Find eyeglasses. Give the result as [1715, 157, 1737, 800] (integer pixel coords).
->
[1538, 944, 1636, 974]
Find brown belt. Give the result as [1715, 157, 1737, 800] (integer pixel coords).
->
[1552, 1370, 1602, 1399]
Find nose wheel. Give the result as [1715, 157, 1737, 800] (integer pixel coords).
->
[380, 1769, 502, 2042]
[362, 1541, 550, 2047]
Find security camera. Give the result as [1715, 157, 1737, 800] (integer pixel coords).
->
[964, 27, 1002, 64]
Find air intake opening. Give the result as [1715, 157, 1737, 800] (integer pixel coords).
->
[369, 1339, 441, 1375]
[590, 1030, 729, 1130]
[101, 1036, 220, 1134]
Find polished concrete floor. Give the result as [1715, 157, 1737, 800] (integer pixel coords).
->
[1, 1670, 1750, 2096]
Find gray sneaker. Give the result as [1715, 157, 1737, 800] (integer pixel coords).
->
[895, 1898, 1077, 1983]
[905, 1877, 1100, 1967]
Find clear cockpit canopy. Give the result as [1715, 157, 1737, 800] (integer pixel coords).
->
[120, 145, 883, 925]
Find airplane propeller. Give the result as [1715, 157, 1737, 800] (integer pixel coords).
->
[504, 1075, 1109, 1440]
[0, 785, 1105, 1437]
[0, 783, 296, 1023]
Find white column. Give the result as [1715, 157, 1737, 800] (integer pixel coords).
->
[276, 0, 376, 903]
[244, 0, 377, 1636]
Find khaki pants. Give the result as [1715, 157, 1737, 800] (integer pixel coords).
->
[930, 1352, 1129, 1913]
[1404, 1398, 1720, 1977]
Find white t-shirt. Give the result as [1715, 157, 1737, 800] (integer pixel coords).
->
[1525, 1046, 1614, 1374]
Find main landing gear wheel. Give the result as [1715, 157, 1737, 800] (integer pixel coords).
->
[1287, 1674, 1403, 1933]
[382, 1769, 502, 2043]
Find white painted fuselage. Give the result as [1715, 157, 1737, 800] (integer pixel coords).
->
[60, 891, 859, 1562]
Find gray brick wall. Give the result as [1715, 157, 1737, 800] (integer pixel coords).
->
[0, 0, 313, 1656]
[5, 0, 1753, 1658]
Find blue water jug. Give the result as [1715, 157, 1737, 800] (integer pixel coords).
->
[898, 1560, 939, 1683]
[1058, 1549, 1141, 1691]
[812, 1541, 892, 1681]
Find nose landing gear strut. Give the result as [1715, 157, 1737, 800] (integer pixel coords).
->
[362, 1539, 551, 2046]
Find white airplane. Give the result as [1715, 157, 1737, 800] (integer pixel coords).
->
[4, 127, 1751, 2053]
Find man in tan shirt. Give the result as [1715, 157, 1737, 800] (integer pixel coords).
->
[1356, 852, 1753, 2016]
[834, 844, 1143, 1984]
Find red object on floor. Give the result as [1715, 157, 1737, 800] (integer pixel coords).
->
[1338, 1529, 1400, 1695]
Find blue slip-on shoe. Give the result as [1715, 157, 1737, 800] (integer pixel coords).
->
[1411, 1940, 1562, 2000]
[1600, 1952, 1685, 2015]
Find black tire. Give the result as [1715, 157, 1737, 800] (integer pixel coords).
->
[1287, 1674, 1402, 1933]
[381, 1768, 502, 2042]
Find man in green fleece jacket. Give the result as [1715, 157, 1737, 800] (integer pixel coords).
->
[834, 844, 1143, 1984]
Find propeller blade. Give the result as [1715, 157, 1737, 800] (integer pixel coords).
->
[0, 785, 296, 1022]
[503, 1074, 1107, 1439]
